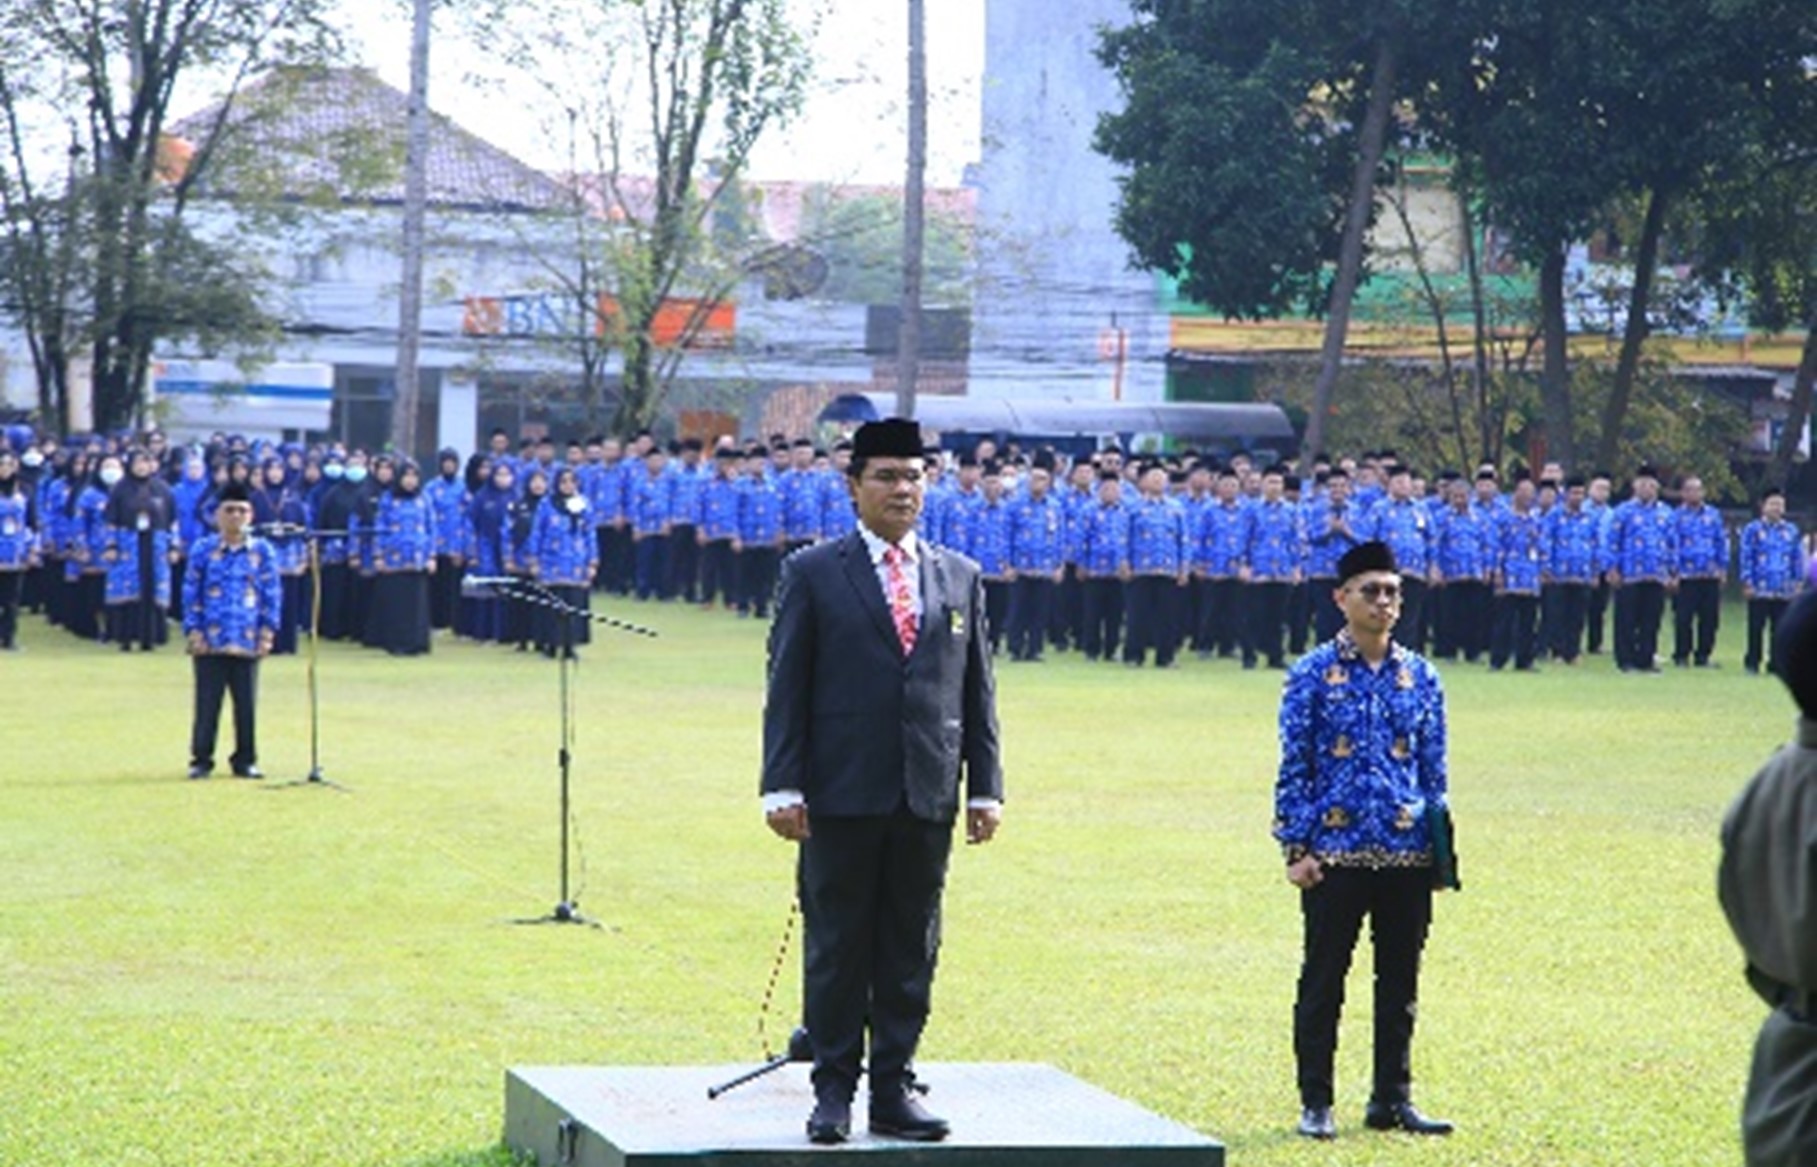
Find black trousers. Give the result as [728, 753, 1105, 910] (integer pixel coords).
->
[982, 579, 1010, 653]
[741, 545, 780, 617]
[699, 539, 737, 606]
[430, 554, 462, 629]
[1435, 580, 1490, 661]
[0, 569, 21, 648]
[1054, 564, 1084, 652]
[1247, 581, 1290, 666]
[1309, 576, 1343, 646]
[601, 525, 633, 594]
[1008, 575, 1054, 660]
[1586, 576, 1610, 653]
[1490, 592, 1540, 669]
[190, 654, 259, 771]
[1081, 576, 1124, 660]
[1545, 583, 1590, 662]
[1672, 578, 1721, 665]
[1286, 581, 1312, 654]
[633, 534, 669, 599]
[1205, 577, 1243, 657]
[1295, 866, 1433, 1110]
[1747, 597, 1791, 672]
[1614, 580, 1666, 670]
[666, 523, 700, 601]
[1395, 577, 1428, 653]
[1124, 575, 1178, 666]
[799, 808, 953, 1096]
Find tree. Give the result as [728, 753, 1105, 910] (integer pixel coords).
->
[467, 0, 809, 437]
[0, 0, 337, 435]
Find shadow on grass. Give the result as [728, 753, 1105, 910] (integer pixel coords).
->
[394, 1146, 530, 1167]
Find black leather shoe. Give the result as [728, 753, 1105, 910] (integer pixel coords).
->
[869, 1087, 950, 1142]
[1297, 1107, 1337, 1139]
[187, 763, 212, 780]
[232, 766, 264, 780]
[806, 1095, 851, 1144]
[1364, 1101, 1453, 1135]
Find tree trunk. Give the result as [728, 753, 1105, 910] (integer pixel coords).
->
[896, 0, 927, 419]
[1768, 317, 1817, 492]
[392, 0, 433, 459]
[1303, 34, 1397, 461]
[1537, 243, 1576, 471]
[1594, 187, 1669, 474]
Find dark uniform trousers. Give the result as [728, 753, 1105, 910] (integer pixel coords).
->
[191, 654, 259, 771]
[1053, 563, 1084, 651]
[740, 546, 780, 617]
[1614, 580, 1666, 669]
[800, 806, 953, 1095]
[1545, 583, 1590, 661]
[1435, 580, 1490, 661]
[1295, 866, 1433, 1111]
[1747, 598, 1791, 673]
[982, 579, 1010, 654]
[666, 523, 701, 601]
[1395, 576, 1428, 653]
[699, 539, 737, 607]
[1308, 577, 1343, 646]
[633, 534, 669, 600]
[1124, 575, 1177, 666]
[1490, 593, 1540, 669]
[0, 570, 21, 648]
[1586, 576, 1611, 653]
[1286, 581, 1312, 655]
[1080, 576, 1124, 661]
[1007, 575, 1054, 660]
[1672, 578, 1721, 665]
[1247, 581, 1291, 666]
[1205, 577, 1243, 657]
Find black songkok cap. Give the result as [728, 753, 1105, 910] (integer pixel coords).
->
[852, 418, 924, 460]
[1337, 540, 1398, 585]
[217, 481, 252, 504]
[1565, 475, 1587, 489]
[1031, 449, 1057, 472]
[1773, 590, 1817, 718]
[1634, 463, 1659, 480]
[714, 447, 739, 461]
[957, 452, 978, 468]
[1098, 467, 1121, 482]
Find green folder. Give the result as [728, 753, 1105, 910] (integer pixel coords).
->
[1427, 805, 1461, 891]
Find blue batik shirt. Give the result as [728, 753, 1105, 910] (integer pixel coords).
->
[1242, 498, 1304, 581]
[1060, 485, 1096, 565]
[943, 487, 984, 556]
[1673, 504, 1729, 579]
[1274, 631, 1448, 868]
[819, 470, 857, 538]
[1740, 518, 1804, 598]
[778, 468, 823, 542]
[738, 477, 783, 545]
[1496, 508, 1543, 594]
[698, 475, 742, 541]
[1542, 506, 1600, 584]
[1304, 498, 1362, 579]
[1007, 493, 1065, 574]
[0, 492, 34, 568]
[375, 493, 434, 571]
[1365, 498, 1432, 576]
[969, 498, 1012, 577]
[183, 534, 281, 655]
[530, 498, 597, 586]
[1078, 500, 1130, 576]
[631, 471, 674, 536]
[1127, 494, 1187, 575]
[1606, 499, 1677, 581]
[1196, 499, 1247, 577]
[1433, 505, 1491, 581]
[425, 474, 468, 556]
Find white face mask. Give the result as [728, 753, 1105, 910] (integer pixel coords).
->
[565, 495, 587, 516]
[323, 463, 344, 480]
[99, 467, 124, 487]
[345, 466, 368, 484]
[22, 450, 44, 468]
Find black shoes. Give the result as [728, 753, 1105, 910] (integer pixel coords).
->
[806, 1094, 851, 1145]
[232, 765, 264, 780]
[1364, 1100, 1454, 1135]
[187, 763, 212, 780]
[869, 1084, 950, 1142]
[1297, 1107, 1336, 1139]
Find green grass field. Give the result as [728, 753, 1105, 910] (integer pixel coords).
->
[0, 600, 1782, 1166]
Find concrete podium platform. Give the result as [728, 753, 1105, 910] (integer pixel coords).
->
[505, 1062, 1224, 1166]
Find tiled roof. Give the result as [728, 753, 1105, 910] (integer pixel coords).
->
[167, 67, 570, 212]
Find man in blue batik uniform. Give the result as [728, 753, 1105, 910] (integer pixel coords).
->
[1740, 489, 1806, 674]
[1364, 466, 1433, 653]
[1004, 452, 1064, 662]
[1241, 465, 1305, 670]
[1123, 461, 1187, 668]
[1077, 468, 1130, 662]
[1606, 464, 1678, 672]
[1541, 477, 1600, 664]
[697, 448, 744, 609]
[737, 452, 785, 618]
[1196, 467, 1248, 660]
[1490, 476, 1543, 670]
[182, 481, 281, 779]
[1671, 474, 1728, 668]
[1275, 540, 1453, 1142]
[1305, 467, 1363, 645]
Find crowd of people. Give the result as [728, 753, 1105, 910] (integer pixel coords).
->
[0, 422, 1807, 673]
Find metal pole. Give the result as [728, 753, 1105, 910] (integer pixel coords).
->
[393, 0, 433, 459]
[897, 0, 927, 419]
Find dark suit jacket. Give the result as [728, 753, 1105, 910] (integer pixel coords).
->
[762, 530, 1003, 822]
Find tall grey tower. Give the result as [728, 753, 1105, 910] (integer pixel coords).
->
[972, 0, 1165, 402]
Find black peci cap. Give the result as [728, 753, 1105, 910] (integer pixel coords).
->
[852, 418, 924, 460]
[1337, 540, 1398, 584]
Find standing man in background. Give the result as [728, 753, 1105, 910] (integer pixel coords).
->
[1671, 474, 1728, 668]
[761, 418, 1003, 1146]
[183, 481, 281, 780]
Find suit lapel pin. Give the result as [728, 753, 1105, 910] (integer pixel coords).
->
[949, 609, 964, 637]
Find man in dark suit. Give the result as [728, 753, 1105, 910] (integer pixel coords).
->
[762, 417, 1004, 1145]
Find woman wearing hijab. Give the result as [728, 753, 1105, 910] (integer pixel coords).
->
[0, 449, 38, 650]
[37, 449, 77, 629]
[349, 454, 392, 645]
[311, 454, 359, 640]
[528, 467, 598, 657]
[66, 453, 116, 641]
[424, 448, 467, 632]
[102, 447, 179, 651]
[367, 459, 435, 655]
[252, 456, 310, 654]
[506, 468, 549, 652]
[461, 459, 512, 642]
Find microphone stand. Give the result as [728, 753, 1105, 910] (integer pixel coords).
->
[259, 522, 360, 793]
[707, 1026, 813, 1100]
[470, 576, 657, 927]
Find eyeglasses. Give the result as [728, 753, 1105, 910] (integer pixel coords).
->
[1354, 581, 1402, 602]
[864, 469, 925, 487]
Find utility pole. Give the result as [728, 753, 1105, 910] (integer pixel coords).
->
[393, 0, 433, 457]
[896, 0, 927, 419]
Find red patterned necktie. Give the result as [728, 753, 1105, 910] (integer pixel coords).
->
[884, 544, 917, 655]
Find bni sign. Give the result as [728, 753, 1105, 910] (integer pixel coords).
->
[462, 292, 735, 349]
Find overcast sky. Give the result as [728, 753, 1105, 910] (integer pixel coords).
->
[341, 0, 985, 187]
